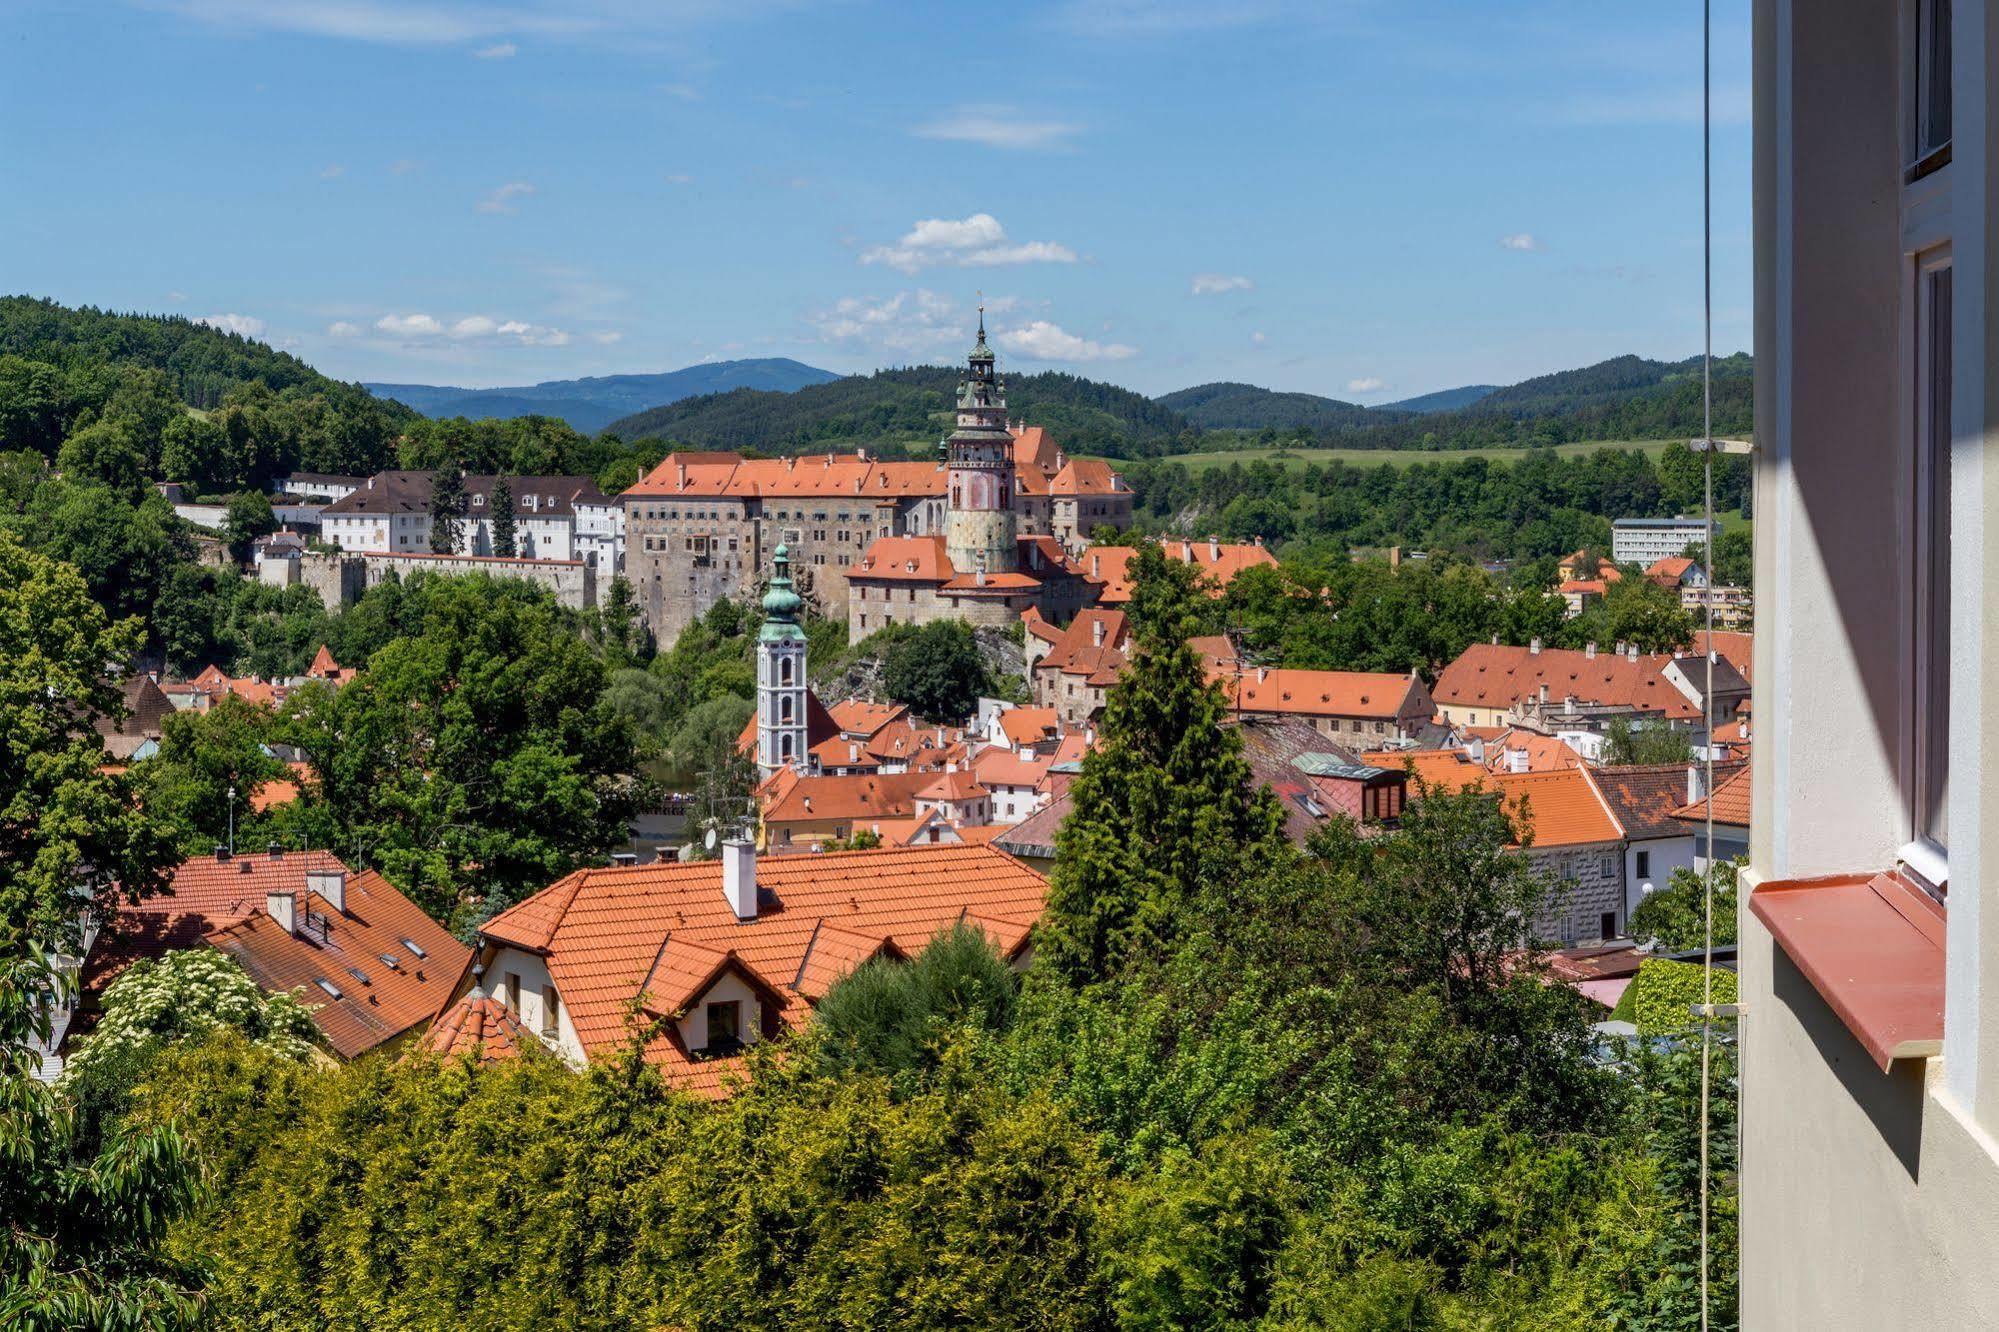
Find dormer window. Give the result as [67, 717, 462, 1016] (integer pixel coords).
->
[705, 999, 742, 1053]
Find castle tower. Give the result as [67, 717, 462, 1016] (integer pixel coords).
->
[756, 545, 809, 778]
[944, 304, 1018, 579]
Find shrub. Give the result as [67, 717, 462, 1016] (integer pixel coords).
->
[1627, 958, 1738, 1035]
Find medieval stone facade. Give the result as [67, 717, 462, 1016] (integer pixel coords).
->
[620, 317, 1132, 645]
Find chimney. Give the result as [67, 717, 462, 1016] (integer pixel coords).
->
[266, 890, 297, 935]
[1209, 536, 1220, 562]
[1092, 618, 1105, 647]
[1508, 748, 1530, 774]
[1467, 738, 1486, 765]
[307, 868, 347, 914]
[1687, 763, 1709, 806]
[1615, 640, 1627, 656]
[1091, 554, 1101, 577]
[1538, 683, 1549, 706]
[1490, 634, 1499, 646]
[1628, 643, 1639, 661]
[1181, 541, 1193, 561]
[1585, 641, 1597, 660]
[1564, 695, 1576, 716]
[214, 844, 230, 862]
[722, 838, 757, 920]
[1528, 638, 1542, 655]
[268, 842, 282, 859]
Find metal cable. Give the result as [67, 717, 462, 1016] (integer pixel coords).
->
[1698, 0, 1716, 1326]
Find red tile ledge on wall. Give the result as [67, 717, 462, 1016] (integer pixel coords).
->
[1749, 870, 1945, 1072]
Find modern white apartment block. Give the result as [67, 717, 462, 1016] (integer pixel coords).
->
[1609, 516, 1718, 566]
[1741, 1, 1999, 1324]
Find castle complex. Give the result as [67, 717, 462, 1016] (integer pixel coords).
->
[621, 309, 1133, 644]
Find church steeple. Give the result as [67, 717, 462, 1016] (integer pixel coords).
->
[756, 545, 809, 777]
[944, 298, 1018, 578]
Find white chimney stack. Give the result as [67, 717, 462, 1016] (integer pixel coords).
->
[306, 868, 347, 914]
[1687, 763, 1709, 806]
[267, 890, 297, 935]
[722, 838, 757, 920]
[1585, 642, 1597, 660]
[1092, 618, 1105, 647]
[1508, 748, 1530, 774]
[1529, 638, 1543, 655]
[1209, 536, 1220, 562]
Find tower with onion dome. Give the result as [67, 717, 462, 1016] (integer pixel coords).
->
[943, 304, 1018, 580]
[756, 545, 809, 777]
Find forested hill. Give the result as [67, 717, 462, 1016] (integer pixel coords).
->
[0, 295, 412, 418]
[368, 358, 840, 434]
[605, 366, 1192, 458]
[1155, 382, 1382, 431]
[612, 351, 1753, 460]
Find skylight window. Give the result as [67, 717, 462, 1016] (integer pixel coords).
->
[314, 978, 343, 999]
[378, 952, 401, 970]
[400, 937, 427, 958]
[345, 965, 371, 985]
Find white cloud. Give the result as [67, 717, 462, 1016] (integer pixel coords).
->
[591, 330, 624, 345]
[860, 213, 1077, 274]
[368, 311, 571, 345]
[998, 320, 1136, 363]
[476, 180, 535, 214]
[1499, 233, 1542, 252]
[805, 289, 968, 358]
[319, 163, 345, 178]
[327, 320, 362, 336]
[376, 313, 444, 336]
[147, 1, 678, 46]
[1251, 330, 1268, 347]
[1191, 273, 1253, 296]
[913, 104, 1081, 151]
[1346, 376, 1386, 393]
[473, 40, 515, 57]
[198, 312, 266, 337]
[166, 290, 187, 302]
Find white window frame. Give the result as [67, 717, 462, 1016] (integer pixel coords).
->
[1899, 242, 1952, 891]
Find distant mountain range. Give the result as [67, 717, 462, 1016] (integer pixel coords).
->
[366, 358, 841, 433]
[1154, 383, 1380, 432]
[1379, 384, 1498, 414]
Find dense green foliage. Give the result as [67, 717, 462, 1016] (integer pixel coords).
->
[1604, 715, 1697, 766]
[1629, 860, 1742, 953]
[812, 923, 1019, 1082]
[879, 619, 993, 721]
[0, 535, 179, 960]
[277, 575, 652, 923]
[130, 695, 289, 855]
[1122, 443, 1749, 563]
[1155, 381, 1378, 431]
[1627, 960, 1739, 1037]
[0, 956, 206, 1330]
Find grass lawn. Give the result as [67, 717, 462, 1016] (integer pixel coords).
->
[1086, 439, 1679, 473]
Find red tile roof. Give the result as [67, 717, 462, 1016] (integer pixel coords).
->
[827, 699, 908, 738]
[1433, 642, 1702, 720]
[1673, 763, 1751, 827]
[476, 845, 1049, 1094]
[997, 707, 1060, 747]
[916, 769, 988, 802]
[1033, 609, 1130, 687]
[625, 452, 950, 501]
[1081, 538, 1277, 603]
[1493, 768, 1625, 848]
[417, 988, 536, 1064]
[761, 770, 935, 824]
[1215, 665, 1425, 721]
[208, 867, 469, 1059]
[853, 535, 956, 582]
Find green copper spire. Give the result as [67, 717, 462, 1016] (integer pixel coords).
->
[760, 544, 806, 642]
[970, 299, 993, 362]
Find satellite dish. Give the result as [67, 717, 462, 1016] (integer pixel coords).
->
[705, 827, 718, 850]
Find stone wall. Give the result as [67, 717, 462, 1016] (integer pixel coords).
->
[1528, 844, 1627, 945]
[297, 550, 596, 610]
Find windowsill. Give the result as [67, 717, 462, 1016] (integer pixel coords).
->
[1749, 869, 1945, 1071]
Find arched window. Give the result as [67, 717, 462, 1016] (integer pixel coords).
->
[780, 697, 794, 723]
[780, 734, 793, 759]
[779, 657, 793, 685]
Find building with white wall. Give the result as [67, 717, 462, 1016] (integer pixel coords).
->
[1611, 516, 1720, 566]
[1738, 2, 1999, 1324]
[461, 842, 1049, 1097]
[318, 471, 623, 570]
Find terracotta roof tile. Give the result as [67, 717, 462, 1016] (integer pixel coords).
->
[417, 990, 535, 1063]
[474, 845, 1048, 1094]
[1216, 665, 1424, 721]
[1433, 642, 1702, 720]
[1673, 763, 1751, 827]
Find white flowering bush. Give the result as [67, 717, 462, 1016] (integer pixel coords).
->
[60, 949, 319, 1090]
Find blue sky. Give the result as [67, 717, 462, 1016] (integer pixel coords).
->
[1, 1, 1752, 400]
